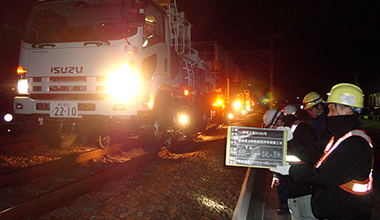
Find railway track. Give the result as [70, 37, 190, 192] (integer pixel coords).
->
[0, 137, 160, 220]
[0, 123, 234, 219]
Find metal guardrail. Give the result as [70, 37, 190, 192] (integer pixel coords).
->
[232, 168, 273, 220]
[232, 168, 255, 220]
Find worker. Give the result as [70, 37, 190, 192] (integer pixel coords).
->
[277, 83, 373, 219]
[263, 109, 284, 129]
[271, 105, 321, 220]
[302, 92, 331, 142]
[142, 15, 163, 47]
[263, 109, 290, 215]
[284, 104, 325, 163]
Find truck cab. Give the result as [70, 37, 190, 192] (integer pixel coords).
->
[14, 0, 211, 150]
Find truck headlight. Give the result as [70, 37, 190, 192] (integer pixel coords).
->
[227, 112, 234, 119]
[17, 79, 29, 94]
[179, 114, 188, 125]
[4, 113, 13, 122]
[233, 100, 242, 110]
[176, 113, 189, 127]
[107, 63, 139, 101]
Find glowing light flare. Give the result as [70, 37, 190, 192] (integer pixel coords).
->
[233, 100, 242, 110]
[17, 65, 27, 75]
[178, 114, 188, 125]
[227, 112, 234, 119]
[4, 114, 13, 122]
[107, 63, 140, 101]
[183, 89, 189, 96]
[17, 79, 29, 94]
[213, 98, 224, 107]
[148, 100, 153, 109]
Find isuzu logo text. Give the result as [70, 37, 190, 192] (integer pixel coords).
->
[51, 66, 83, 74]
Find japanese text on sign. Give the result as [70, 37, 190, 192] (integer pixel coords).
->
[226, 126, 287, 169]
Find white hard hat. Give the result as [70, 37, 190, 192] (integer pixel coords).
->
[263, 109, 282, 127]
[282, 105, 297, 116]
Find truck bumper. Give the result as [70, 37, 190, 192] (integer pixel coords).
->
[13, 96, 138, 117]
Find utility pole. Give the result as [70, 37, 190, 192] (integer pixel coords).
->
[269, 36, 274, 108]
[230, 34, 281, 108]
[256, 35, 281, 108]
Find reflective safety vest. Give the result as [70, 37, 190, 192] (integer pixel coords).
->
[286, 120, 304, 163]
[314, 129, 373, 195]
[290, 120, 303, 133]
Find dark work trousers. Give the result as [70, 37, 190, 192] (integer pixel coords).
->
[277, 177, 288, 209]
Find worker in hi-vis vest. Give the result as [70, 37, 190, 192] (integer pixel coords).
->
[273, 83, 374, 220]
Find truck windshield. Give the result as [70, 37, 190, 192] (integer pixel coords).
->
[23, 0, 138, 44]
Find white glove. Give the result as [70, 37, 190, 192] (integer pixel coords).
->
[277, 126, 293, 141]
[270, 165, 291, 175]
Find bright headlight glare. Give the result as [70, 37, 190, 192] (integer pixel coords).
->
[227, 113, 234, 119]
[107, 63, 139, 100]
[233, 101, 242, 109]
[4, 113, 13, 122]
[17, 79, 29, 94]
[179, 114, 188, 125]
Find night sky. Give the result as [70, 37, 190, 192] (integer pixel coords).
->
[176, 0, 380, 102]
[1, 0, 380, 103]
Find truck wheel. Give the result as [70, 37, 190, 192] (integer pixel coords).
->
[195, 108, 210, 133]
[140, 105, 168, 152]
[42, 124, 77, 148]
[57, 130, 77, 148]
[98, 135, 111, 149]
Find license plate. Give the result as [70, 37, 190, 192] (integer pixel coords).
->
[50, 102, 81, 118]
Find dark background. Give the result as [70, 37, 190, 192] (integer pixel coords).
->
[175, 0, 380, 103]
[1, 0, 380, 103]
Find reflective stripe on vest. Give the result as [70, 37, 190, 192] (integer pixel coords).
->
[287, 120, 304, 163]
[290, 120, 303, 133]
[314, 129, 373, 195]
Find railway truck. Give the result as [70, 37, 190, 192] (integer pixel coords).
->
[14, 0, 214, 151]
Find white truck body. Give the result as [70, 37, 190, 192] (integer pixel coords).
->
[14, 0, 212, 149]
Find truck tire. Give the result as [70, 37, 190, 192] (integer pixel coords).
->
[195, 107, 209, 133]
[42, 123, 77, 148]
[140, 109, 166, 152]
[140, 97, 171, 152]
[98, 135, 111, 149]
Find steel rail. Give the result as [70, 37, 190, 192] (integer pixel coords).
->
[0, 151, 159, 220]
[0, 139, 134, 189]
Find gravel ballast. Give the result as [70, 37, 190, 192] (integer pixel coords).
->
[38, 136, 247, 219]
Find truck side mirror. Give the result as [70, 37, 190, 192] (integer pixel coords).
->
[126, 13, 145, 27]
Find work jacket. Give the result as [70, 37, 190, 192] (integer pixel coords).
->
[289, 115, 374, 219]
[281, 119, 322, 198]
